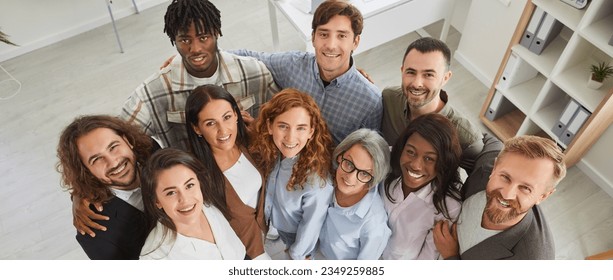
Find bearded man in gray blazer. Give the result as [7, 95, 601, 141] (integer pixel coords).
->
[433, 134, 566, 260]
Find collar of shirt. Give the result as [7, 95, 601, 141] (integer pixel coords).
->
[279, 154, 300, 170]
[110, 187, 144, 212]
[332, 185, 379, 219]
[403, 89, 449, 119]
[311, 56, 356, 88]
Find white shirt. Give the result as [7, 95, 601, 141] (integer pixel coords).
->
[224, 153, 262, 209]
[140, 204, 246, 260]
[110, 187, 143, 212]
[380, 178, 462, 260]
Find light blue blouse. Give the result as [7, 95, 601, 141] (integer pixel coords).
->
[318, 185, 391, 260]
[264, 155, 333, 260]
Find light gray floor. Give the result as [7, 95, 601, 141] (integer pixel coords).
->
[0, 0, 611, 260]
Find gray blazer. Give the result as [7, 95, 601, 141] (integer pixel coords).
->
[451, 134, 555, 260]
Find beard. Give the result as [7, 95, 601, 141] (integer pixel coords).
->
[484, 190, 528, 225]
[104, 158, 138, 188]
[403, 86, 438, 109]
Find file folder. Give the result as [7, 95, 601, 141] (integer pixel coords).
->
[520, 7, 546, 49]
[559, 106, 591, 146]
[485, 91, 516, 121]
[498, 52, 539, 89]
[529, 12, 563, 55]
[552, 99, 579, 137]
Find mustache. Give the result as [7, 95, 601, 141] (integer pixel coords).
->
[106, 159, 128, 176]
[487, 190, 520, 209]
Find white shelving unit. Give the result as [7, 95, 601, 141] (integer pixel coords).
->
[479, 0, 613, 193]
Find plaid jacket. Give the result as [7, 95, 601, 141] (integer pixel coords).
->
[120, 50, 277, 150]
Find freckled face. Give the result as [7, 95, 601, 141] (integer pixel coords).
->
[268, 107, 314, 158]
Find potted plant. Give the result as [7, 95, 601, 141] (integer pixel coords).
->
[588, 61, 613, 90]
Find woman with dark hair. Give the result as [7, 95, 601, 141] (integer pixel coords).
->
[184, 84, 269, 260]
[380, 113, 463, 260]
[139, 148, 245, 259]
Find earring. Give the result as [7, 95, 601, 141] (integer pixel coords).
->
[197, 134, 202, 138]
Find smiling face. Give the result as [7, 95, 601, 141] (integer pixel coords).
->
[401, 49, 451, 111]
[312, 15, 359, 82]
[193, 99, 238, 153]
[175, 22, 219, 78]
[399, 132, 437, 193]
[155, 164, 204, 230]
[268, 107, 314, 159]
[483, 152, 555, 230]
[76, 127, 138, 190]
[335, 144, 373, 207]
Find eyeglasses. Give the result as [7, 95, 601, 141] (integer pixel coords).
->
[339, 155, 373, 184]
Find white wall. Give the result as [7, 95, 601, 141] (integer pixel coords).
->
[454, 0, 527, 86]
[0, 0, 168, 62]
[450, 0, 471, 34]
[578, 124, 613, 198]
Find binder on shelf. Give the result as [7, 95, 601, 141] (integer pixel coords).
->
[552, 98, 579, 137]
[528, 12, 563, 55]
[498, 52, 539, 89]
[485, 91, 516, 121]
[520, 6, 546, 49]
[559, 106, 591, 146]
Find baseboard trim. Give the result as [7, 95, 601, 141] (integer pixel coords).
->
[0, 0, 167, 63]
[577, 159, 613, 199]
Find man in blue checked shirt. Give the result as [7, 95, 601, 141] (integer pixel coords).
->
[232, 0, 382, 144]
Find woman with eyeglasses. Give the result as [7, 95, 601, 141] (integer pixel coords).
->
[317, 128, 392, 260]
[380, 114, 462, 260]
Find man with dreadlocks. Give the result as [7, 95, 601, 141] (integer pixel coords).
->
[120, 0, 276, 151]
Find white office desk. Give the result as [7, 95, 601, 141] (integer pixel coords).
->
[267, 0, 455, 55]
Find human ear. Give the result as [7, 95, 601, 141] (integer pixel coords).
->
[536, 188, 556, 205]
[192, 124, 202, 137]
[352, 34, 361, 50]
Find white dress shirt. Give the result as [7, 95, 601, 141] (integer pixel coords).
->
[140, 204, 245, 260]
[380, 178, 462, 260]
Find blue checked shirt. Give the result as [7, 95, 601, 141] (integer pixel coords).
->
[232, 50, 382, 144]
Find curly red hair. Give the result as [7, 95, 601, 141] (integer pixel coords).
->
[250, 89, 333, 190]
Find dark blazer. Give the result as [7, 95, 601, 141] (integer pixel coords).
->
[76, 196, 148, 260]
[453, 133, 555, 260]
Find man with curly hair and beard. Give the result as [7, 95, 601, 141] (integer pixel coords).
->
[57, 115, 158, 259]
